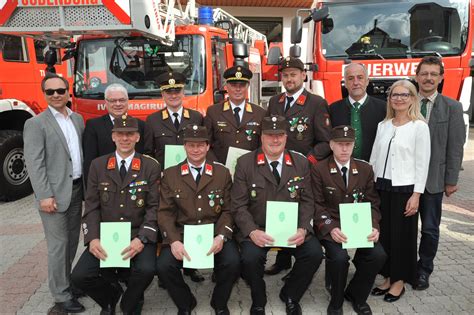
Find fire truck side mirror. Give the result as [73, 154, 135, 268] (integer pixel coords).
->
[232, 41, 249, 59]
[290, 45, 301, 58]
[307, 6, 329, 23]
[267, 46, 282, 65]
[291, 16, 303, 44]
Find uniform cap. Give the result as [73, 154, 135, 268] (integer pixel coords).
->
[261, 115, 287, 134]
[330, 125, 355, 142]
[224, 66, 253, 83]
[279, 56, 305, 72]
[183, 125, 208, 142]
[156, 71, 186, 91]
[112, 114, 139, 132]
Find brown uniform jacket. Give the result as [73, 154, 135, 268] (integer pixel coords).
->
[267, 89, 331, 161]
[144, 108, 203, 166]
[311, 156, 381, 242]
[204, 100, 266, 163]
[82, 153, 161, 244]
[231, 149, 314, 242]
[158, 160, 233, 244]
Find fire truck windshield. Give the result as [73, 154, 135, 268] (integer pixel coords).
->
[74, 35, 205, 99]
[320, 0, 469, 59]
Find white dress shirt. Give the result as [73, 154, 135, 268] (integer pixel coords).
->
[285, 86, 305, 110]
[334, 159, 351, 187]
[348, 93, 368, 108]
[167, 106, 184, 124]
[266, 153, 284, 176]
[115, 151, 135, 171]
[230, 101, 245, 122]
[49, 106, 82, 179]
[417, 91, 438, 122]
[188, 161, 205, 181]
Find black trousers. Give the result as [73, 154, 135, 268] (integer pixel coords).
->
[321, 240, 386, 309]
[378, 190, 418, 285]
[156, 240, 240, 310]
[241, 236, 323, 308]
[71, 244, 156, 313]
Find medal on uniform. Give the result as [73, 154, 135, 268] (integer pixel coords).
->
[136, 199, 144, 207]
[208, 193, 215, 207]
[245, 129, 253, 141]
[215, 205, 221, 213]
[296, 132, 304, 140]
[101, 192, 109, 203]
[131, 195, 137, 201]
[129, 188, 137, 201]
[288, 186, 297, 199]
[251, 190, 257, 198]
[289, 117, 298, 132]
[220, 198, 224, 205]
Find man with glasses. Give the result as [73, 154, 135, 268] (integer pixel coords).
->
[24, 73, 86, 313]
[413, 56, 465, 290]
[83, 83, 146, 186]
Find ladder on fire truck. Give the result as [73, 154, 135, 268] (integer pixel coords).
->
[0, 0, 196, 47]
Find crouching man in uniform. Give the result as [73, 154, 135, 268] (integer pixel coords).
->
[156, 125, 239, 315]
[231, 115, 323, 315]
[72, 115, 161, 315]
[311, 126, 386, 315]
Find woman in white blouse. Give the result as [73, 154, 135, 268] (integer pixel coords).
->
[369, 80, 430, 302]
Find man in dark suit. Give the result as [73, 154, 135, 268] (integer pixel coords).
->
[204, 65, 266, 164]
[312, 126, 386, 315]
[24, 73, 85, 313]
[83, 83, 145, 185]
[72, 115, 160, 315]
[266, 56, 331, 275]
[231, 115, 323, 315]
[414, 56, 466, 290]
[156, 125, 239, 315]
[328, 63, 386, 162]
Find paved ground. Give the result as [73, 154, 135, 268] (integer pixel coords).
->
[1, 130, 473, 315]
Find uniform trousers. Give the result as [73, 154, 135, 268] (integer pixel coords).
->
[321, 240, 386, 309]
[378, 190, 418, 285]
[71, 243, 156, 313]
[156, 240, 240, 310]
[240, 236, 323, 308]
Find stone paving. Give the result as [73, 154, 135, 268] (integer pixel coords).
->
[1, 130, 473, 315]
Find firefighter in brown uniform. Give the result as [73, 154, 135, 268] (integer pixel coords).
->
[311, 126, 386, 315]
[204, 65, 266, 163]
[231, 115, 323, 315]
[144, 71, 203, 167]
[72, 115, 160, 315]
[156, 125, 240, 315]
[266, 56, 332, 275]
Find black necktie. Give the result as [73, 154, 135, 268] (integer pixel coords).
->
[233, 107, 241, 126]
[341, 166, 348, 188]
[420, 98, 428, 118]
[193, 166, 202, 185]
[120, 160, 127, 180]
[284, 96, 294, 113]
[173, 112, 180, 130]
[270, 161, 280, 184]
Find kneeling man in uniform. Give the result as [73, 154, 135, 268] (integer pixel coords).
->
[72, 115, 161, 315]
[311, 126, 386, 315]
[156, 125, 239, 315]
[231, 115, 323, 315]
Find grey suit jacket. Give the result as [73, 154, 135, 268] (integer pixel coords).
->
[425, 94, 465, 194]
[24, 107, 85, 212]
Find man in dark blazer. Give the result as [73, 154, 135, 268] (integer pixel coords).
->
[83, 83, 145, 185]
[312, 126, 386, 315]
[24, 73, 85, 313]
[204, 65, 266, 164]
[328, 63, 386, 162]
[231, 115, 323, 315]
[414, 56, 466, 290]
[266, 56, 331, 275]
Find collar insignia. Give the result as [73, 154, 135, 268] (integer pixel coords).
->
[181, 164, 189, 176]
[329, 162, 338, 174]
[131, 158, 140, 171]
[284, 153, 292, 166]
[296, 94, 306, 105]
[162, 110, 169, 120]
[245, 103, 253, 113]
[223, 101, 230, 111]
[278, 94, 285, 103]
[257, 153, 265, 165]
[183, 109, 190, 119]
[107, 157, 116, 170]
[205, 163, 213, 176]
[352, 167, 358, 175]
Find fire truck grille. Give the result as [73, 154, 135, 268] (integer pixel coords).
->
[4, 7, 60, 28]
[64, 6, 121, 27]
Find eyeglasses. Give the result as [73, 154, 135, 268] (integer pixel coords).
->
[44, 88, 67, 96]
[390, 93, 411, 100]
[418, 72, 441, 78]
[106, 98, 128, 103]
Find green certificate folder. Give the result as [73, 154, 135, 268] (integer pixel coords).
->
[183, 224, 214, 269]
[164, 145, 186, 169]
[225, 146, 250, 178]
[100, 222, 131, 268]
[265, 201, 298, 248]
[339, 202, 373, 249]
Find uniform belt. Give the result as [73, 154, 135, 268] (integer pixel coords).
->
[73, 177, 82, 185]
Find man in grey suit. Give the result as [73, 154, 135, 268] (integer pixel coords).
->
[24, 73, 86, 313]
[414, 56, 465, 290]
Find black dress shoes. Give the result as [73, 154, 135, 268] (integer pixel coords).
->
[370, 287, 390, 296]
[344, 293, 372, 315]
[279, 291, 302, 315]
[100, 283, 124, 315]
[384, 287, 405, 303]
[183, 268, 205, 282]
[57, 298, 85, 313]
[327, 305, 343, 315]
[413, 274, 430, 290]
[250, 306, 266, 315]
[178, 295, 197, 315]
[264, 263, 291, 275]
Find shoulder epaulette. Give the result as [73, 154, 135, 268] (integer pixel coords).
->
[289, 150, 306, 159]
[143, 154, 160, 166]
[354, 158, 369, 165]
[212, 161, 225, 167]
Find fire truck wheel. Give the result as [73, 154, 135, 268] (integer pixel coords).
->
[0, 130, 32, 201]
